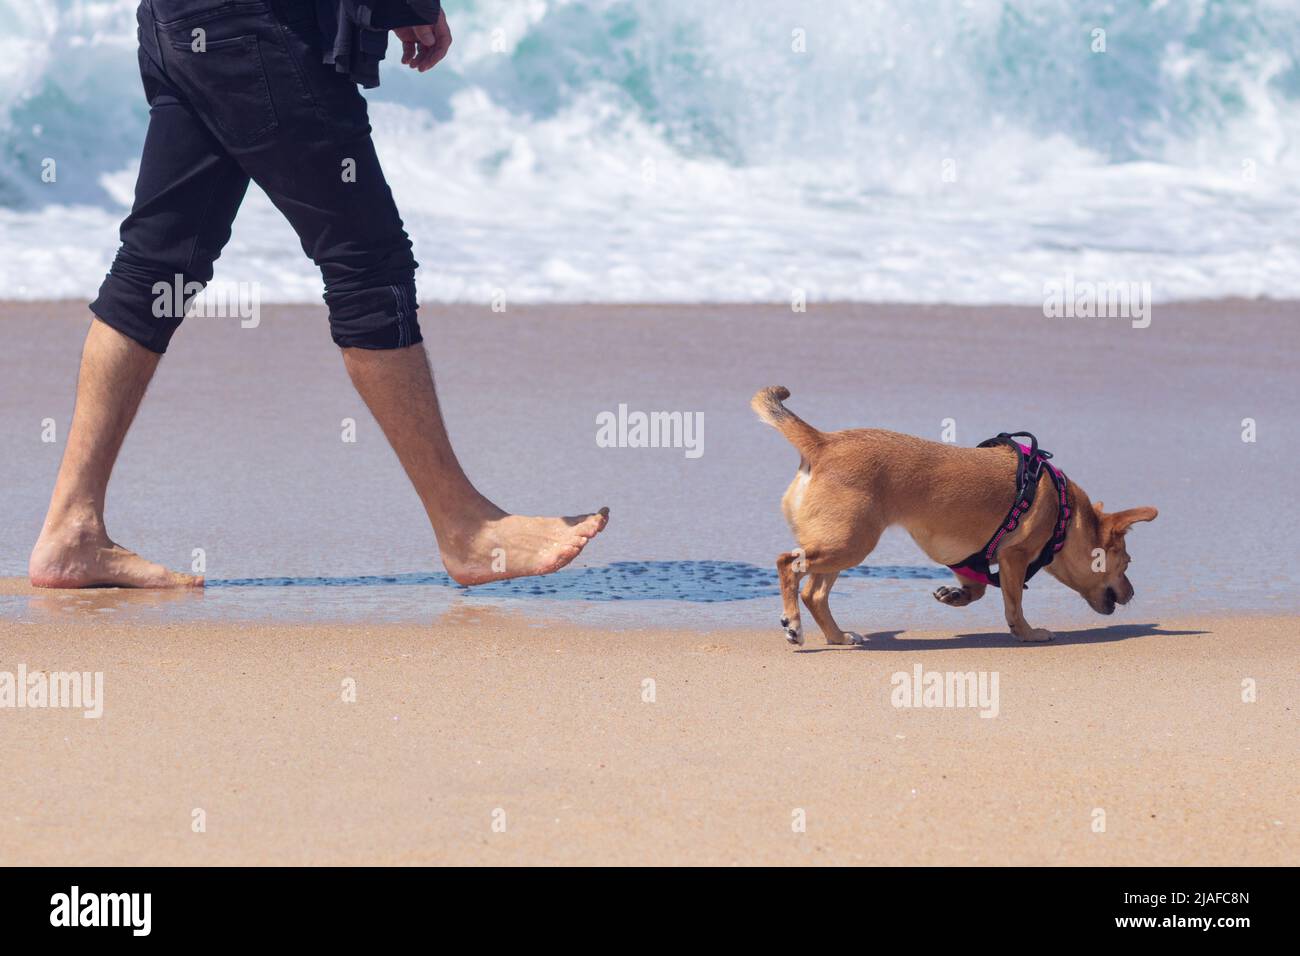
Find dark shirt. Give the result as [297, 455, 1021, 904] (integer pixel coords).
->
[316, 0, 442, 89]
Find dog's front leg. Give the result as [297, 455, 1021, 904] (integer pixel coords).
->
[934, 576, 986, 607]
[776, 550, 807, 645]
[997, 555, 1054, 643]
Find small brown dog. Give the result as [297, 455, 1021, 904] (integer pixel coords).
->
[752, 386, 1157, 646]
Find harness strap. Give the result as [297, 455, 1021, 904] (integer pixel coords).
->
[947, 432, 1070, 590]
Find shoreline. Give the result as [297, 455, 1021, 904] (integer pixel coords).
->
[3, 574, 1298, 630]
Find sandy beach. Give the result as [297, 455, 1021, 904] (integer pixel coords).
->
[1, 299, 1296, 866]
[0, 597, 1294, 866]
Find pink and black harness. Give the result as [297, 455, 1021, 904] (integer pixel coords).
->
[948, 432, 1071, 589]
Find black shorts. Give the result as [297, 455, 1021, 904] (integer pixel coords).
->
[91, 0, 422, 352]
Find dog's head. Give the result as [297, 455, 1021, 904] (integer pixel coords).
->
[1050, 493, 1157, 614]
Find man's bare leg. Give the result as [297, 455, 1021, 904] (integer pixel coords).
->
[342, 343, 607, 585]
[28, 318, 203, 589]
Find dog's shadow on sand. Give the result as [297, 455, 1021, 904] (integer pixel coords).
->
[795, 622, 1208, 652]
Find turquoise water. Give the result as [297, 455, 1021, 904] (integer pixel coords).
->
[2, 0, 1299, 302]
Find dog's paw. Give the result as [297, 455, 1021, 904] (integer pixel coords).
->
[933, 585, 970, 607]
[1016, 627, 1055, 643]
[784, 622, 804, 646]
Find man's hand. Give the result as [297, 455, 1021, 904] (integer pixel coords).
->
[395, 9, 452, 72]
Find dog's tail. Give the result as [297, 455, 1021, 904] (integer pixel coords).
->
[751, 386, 825, 458]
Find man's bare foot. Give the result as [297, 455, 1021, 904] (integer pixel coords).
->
[440, 508, 609, 586]
[29, 521, 203, 589]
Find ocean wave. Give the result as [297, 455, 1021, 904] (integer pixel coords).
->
[2, 0, 1298, 303]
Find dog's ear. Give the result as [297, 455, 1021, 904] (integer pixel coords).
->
[1107, 506, 1158, 536]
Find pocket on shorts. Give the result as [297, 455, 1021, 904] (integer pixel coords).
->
[165, 34, 278, 147]
[153, 1, 270, 29]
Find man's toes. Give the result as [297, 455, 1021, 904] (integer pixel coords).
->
[843, 631, 866, 645]
[146, 562, 203, 588]
[1017, 627, 1055, 643]
[573, 509, 609, 536]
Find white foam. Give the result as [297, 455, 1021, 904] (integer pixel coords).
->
[2, 0, 1299, 304]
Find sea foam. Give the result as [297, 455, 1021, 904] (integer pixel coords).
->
[1, 0, 1298, 304]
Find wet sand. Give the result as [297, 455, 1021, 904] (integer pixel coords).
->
[0, 607, 1294, 866]
[1, 299, 1297, 628]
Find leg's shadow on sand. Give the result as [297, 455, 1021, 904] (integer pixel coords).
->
[209, 560, 950, 602]
[795, 622, 1209, 652]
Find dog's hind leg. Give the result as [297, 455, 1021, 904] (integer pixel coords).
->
[787, 519, 883, 646]
[777, 549, 810, 645]
[933, 575, 987, 608]
[801, 572, 863, 646]
[780, 479, 885, 647]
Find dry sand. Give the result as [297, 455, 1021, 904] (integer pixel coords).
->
[0, 590, 1294, 866]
